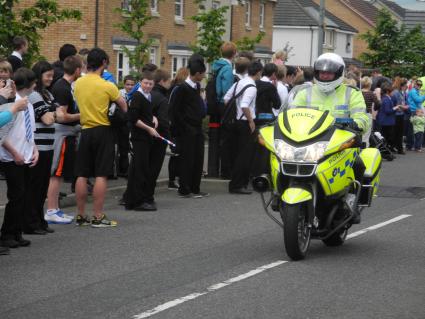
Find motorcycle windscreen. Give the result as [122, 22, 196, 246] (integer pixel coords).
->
[278, 108, 334, 143]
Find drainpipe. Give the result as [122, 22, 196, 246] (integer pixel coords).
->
[309, 25, 314, 66]
[229, 3, 234, 41]
[94, 0, 99, 47]
[318, 0, 325, 56]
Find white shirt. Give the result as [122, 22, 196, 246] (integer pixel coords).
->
[119, 88, 128, 99]
[276, 81, 289, 115]
[223, 76, 257, 121]
[11, 51, 23, 61]
[235, 73, 247, 81]
[0, 93, 35, 163]
[185, 77, 198, 89]
[260, 76, 272, 83]
[137, 87, 151, 101]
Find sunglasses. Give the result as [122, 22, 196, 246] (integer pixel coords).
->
[417, 83, 423, 87]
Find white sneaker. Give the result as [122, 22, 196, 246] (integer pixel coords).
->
[58, 210, 75, 220]
[44, 210, 73, 224]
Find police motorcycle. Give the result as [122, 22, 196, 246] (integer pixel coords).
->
[253, 85, 382, 261]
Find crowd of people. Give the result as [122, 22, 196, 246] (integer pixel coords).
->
[0, 36, 424, 256]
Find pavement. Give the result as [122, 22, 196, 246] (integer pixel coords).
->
[1, 150, 425, 319]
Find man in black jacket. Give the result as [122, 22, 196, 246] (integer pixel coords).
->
[7, 36, 28, 72]
[169, 54, 209, 198]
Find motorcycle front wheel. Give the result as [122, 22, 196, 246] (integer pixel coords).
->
[280, 203, 311, 261]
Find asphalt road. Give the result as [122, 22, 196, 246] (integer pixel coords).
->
[1, 152, 425, 319]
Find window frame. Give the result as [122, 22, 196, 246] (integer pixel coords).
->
[151, 0, 158, 13]
[171, 55, 190, 78]
[245, 0, 251, 28]
[175, 0, 184, 20]
[149, 46, 158, 65]
[212, 1, 220, 9]
[259, 2, 265, 29]
[121, 0, 132, 12]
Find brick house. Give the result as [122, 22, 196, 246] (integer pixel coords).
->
[14, 0, 276, 82]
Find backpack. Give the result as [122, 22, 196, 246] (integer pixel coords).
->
[205, 66, 225, 116]
[221, 83, 255, 126]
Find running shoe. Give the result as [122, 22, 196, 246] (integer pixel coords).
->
[44, 211, 73, 224]
[75, 215, 91, 226]
[91, 214, 117, 228]
[56, 210, 74, 220]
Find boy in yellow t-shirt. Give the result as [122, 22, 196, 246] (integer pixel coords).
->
[73, 48, 127, 228]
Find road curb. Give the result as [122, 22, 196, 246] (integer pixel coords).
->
[0, 178, 229, 212]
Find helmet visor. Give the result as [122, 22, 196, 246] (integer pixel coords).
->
[314, 59, 343, 74]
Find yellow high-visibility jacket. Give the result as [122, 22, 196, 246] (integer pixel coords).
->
[290, 84, 371, 133]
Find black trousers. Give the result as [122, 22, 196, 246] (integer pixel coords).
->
[393, 115, 404, 151]
[1, 162, 30, 239]
[229, 121, 256, 191]
[24, 150, 53, 231]
[168, 155, 180, 182]
[380, 125, 395, 148]
[251, 119, 272, 177]
[220, 125, 237, 178]
[125, 138, 167, 206]
[178, 129, 204, 195]
[115, 125, 130, 175]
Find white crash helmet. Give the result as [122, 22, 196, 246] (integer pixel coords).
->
[314, 53, 345, 93]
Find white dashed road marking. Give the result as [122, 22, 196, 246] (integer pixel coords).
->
[133, 214, 412, 319]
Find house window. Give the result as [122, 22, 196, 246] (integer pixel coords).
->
[346, 34, 352, 53]
[171, 55, 189, 78]
[323, 30, 335, 48]
[149, 47, 158, 65]
[116, 52, 132, 83]
[259, 3, 265, 29]
[245, 0, 251, 27]
[121, 0, 132, 12]
[175, 0, 184, 19]
[212, 1, 220, 9]
[151, 0, 158, 13]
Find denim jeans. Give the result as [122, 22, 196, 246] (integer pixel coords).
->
[414, 132, 423, 150]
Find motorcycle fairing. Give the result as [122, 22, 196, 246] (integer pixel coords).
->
[282, 187, 312, 204]
[316, 148, 359, 196]
[324, 128, 357, 156]
[259, 125, 274, 152]
[270, 152, 280, 191]
[277, 108, 334, 143]
[359, 148, 382, 195]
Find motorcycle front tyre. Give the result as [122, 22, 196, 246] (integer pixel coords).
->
[280, 203, 311, 261]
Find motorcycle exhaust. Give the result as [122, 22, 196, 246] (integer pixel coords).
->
[252, 175, 271, 193]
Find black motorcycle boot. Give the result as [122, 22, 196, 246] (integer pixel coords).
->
[351, 211, 361, 224]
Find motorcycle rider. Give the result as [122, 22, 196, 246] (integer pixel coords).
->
[290, 53, 371, 224]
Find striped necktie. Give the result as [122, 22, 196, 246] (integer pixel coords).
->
[24, 108, 33, 141]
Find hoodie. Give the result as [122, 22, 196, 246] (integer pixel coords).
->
[212, 58, 233, 103]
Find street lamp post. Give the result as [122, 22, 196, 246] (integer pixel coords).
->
[318, 0, 325, 56]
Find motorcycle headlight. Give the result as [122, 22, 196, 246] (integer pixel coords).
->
[274, 139, 328, 162]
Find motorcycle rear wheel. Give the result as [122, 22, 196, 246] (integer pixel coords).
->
[280, 203, 311, 261]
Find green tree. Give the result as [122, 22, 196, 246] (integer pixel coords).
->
[0, 0, 81, 66]
[191, 1, 229, 64]
[360, 9, 425, 77]
[235, 31, 265, 52]
[115, 0, 155, 74]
